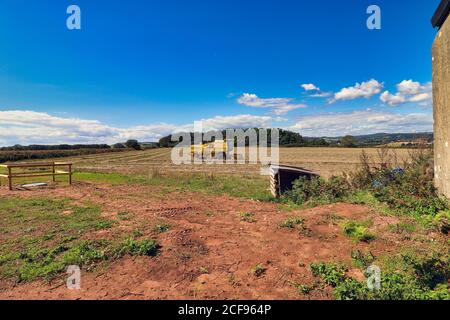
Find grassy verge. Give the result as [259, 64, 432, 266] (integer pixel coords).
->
[0, 197, 158, 283]
[74, 171, 273, 201]
[304, 249, 450, 300]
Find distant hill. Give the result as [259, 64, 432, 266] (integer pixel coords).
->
[159, 130, 433, 148]
[308, 132, 433, 147]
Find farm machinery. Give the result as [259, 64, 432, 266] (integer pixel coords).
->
[191, 140, 230, 160]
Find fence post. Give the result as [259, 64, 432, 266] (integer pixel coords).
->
[52, 163, 56, 182]
[69, 164, 72, 185]
[8, 166, 12, 191]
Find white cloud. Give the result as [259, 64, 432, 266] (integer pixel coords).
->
[397, 80, 421, 94]
[380, 91, 406, 106]
[0, 110, 273, 146]
[301, 83, 320, 91]
[380, 80, 432, 106]
[331, 79, 383, 103]
[309, 92, 332, 98]
[237, 93, 306, 115]
[191, 114, 272, 131]
[289, 110, 432, 137]
[301, 83, 332, 98]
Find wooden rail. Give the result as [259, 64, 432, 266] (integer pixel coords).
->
[0, 162, 72, 191]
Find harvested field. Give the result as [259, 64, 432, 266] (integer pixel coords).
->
[3, 147, 415, 178]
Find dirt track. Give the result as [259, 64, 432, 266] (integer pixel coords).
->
[0, 182, 409, 300]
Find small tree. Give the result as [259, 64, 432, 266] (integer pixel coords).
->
[125, 139, 141, 150]
[112, 143, 125, 149]
[341, 135, 357, 148]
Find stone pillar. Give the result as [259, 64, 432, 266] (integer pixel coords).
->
[433, 17, 450, 198]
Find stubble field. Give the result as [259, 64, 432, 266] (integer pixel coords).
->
[20, 147, 413, 178]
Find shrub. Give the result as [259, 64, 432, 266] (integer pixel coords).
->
[351, 250, 375, 269]
[287, 176, 351, 205]
[310, 262, 347, 287]
[350, 147, 449, 217]
[334, 272, 450, 300]
[153, 223, 170, 233]
[280, 217, 304, 229]
[342, 221, 375, 242]
[17, 240, 108, 282]
[433, 211, 450, 234]
[240, 212, 256, 223]
[125, 139, 141, 150]
[115, 238, 159, 257]
[112, 143, 125, 149]
[313, 253, 450, 300]
[251, 264, 266, 277]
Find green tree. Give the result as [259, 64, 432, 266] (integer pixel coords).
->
[112, 143, 125, 149]
[125, 140, 141, 150]
[341, 135, 357, 148]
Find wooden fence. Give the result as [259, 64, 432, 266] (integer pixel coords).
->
[0, 162, 72, 191]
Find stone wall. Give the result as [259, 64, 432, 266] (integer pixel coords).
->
[433, 17, 450, 198]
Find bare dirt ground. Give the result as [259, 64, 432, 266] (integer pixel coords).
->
[0, 181, 426, 300]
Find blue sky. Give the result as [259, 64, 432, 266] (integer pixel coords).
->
[0, 0, 441, 145]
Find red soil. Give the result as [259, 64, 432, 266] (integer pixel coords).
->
[0, 182, 405, 300]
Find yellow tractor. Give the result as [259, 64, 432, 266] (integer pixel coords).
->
[191, 140, 228, 159]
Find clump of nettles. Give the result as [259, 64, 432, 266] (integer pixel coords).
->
[310, 253, 450, 300]
[286, 176, 351, 206]
[285, 146, 450, 222]
[349, 147, 448, 217]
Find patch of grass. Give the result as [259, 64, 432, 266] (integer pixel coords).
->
[74, 172, 146, 185]
[240, 212, 257, 223]
[199, 267, 209, 274]
[114, 238, 159, 257]
[8, 240, 109, 282]
[94, 220, 114, 230]
[310, 262, 347, 287]
[118, 211, 134, 221]
[0, 197, 111, 245]
[280, 217, 304, 229]
[388, 222, 417, 234]
[251, 264, 266, 277]
[433, 211, 450, 234]
[345, 190, 380, 206]
[351, 250, 375, 269]
[276, 202, 303, 212]
[0, 197, 159, 283]
[153, 223, 171, 234]
[132, 229, 144, 238]
[312, 252, 450, 300]
[342, 220, 375, 242]
[292, 282, 316, 295]
[75, 171, 274, 201]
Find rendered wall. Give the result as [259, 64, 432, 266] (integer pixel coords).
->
[433, 17, 450, 198]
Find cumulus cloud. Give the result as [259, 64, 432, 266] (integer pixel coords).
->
[237, 93, 306, 115]
[380, 80, 432, 106]
[191, 114, 272, 131]
[289, 110, 432, 137]
[301, 83, 332, 98]
[331, 79, 383, 103]
[0, 110, 273, 146]
[301, 83, 320, 91]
